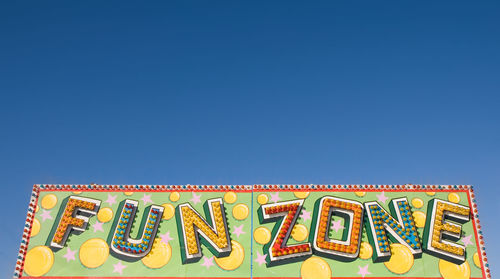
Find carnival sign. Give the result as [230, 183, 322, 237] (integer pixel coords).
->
[14, 184, 490, 279]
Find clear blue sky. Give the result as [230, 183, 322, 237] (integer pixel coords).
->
[1, 0, 499, 276]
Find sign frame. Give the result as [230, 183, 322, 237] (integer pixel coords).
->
[14, 184, 491, 279]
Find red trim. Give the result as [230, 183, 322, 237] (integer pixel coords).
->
[255, 189, 468, 193]
[254, 278, 485, 279]
[21, 277, 251, 279]
[253, 278, 485, 279]
[38, 189, 254, 193]
[37, 184, 253, 193]
[21, 277, 252, 279]
[20, 277, 486, 279]
[16, 185, 40, 277]
[467, 189, 489, 278]
[38, 188, 468, 193]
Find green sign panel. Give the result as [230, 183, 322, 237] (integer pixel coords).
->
[14, 184, 490, 279]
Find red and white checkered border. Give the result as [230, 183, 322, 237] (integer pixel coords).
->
[14, 185, 41, 279]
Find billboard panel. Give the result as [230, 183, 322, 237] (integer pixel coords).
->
[14, 184, 490, 279]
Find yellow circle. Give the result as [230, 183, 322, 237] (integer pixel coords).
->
[426, 192, 436, 196]
[384, 244, 414, 274]
[41, 194, 58, 209]
[254, 227, 271, 245]
[473, 252, 481, 268]
[72, 191, 82, 194]
[79, 238, 109, 268]
[294, 192, 310, 199]
[448, 193, 460, 204]
[439, 259, 471, 279]
[232, 204, 249, 220]
[412, 211, 426, 228]
[355, 192, 366, 197]
[224, 192, 238, 204]
[214, 240, 244, 270]
[169, 192, 180, 202]
[359, 242, 373, 260]
[31, 218, 41, 237]
[35, 205, 39, 213]
[124, 192, 134, 196]
[97, 207, 114, 223]
[162, 203, 175, 220]
[24, 246, 54, 277]
[257, 194, 268, 205]
[300, 256, 331, 279]
[292, 224, 309, 242]
[141, 239, 172, 269]
[411, 198, 424, 208]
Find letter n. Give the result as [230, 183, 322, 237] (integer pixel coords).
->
[176, 198, 231, 264]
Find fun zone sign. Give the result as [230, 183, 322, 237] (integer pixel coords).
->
[14, 184, 490, 279]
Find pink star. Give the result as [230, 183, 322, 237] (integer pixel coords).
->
[62, 247, 76, 262]
[232, 224, 245, 238]
[39, 210, 53, 222]
[190, 192, 201, 205]
[461, 234, 474, 247]
[201, 256, 214, 269]
[357, 264, 371, 277]
[141, 194, 153, 205]
[255, 251, 267, 266]
[270, 192, 280, 203]
[113, 261, 127, 274]
[300, 209, 311, 222]
[106, 194, 117, 206]
[330, 219, 344, 233]
[160, 231, 173, 244]
[376, 192, 388, 203]
[93, 221, 104, 232]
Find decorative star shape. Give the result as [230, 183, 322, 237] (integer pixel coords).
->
[201, 256, 214, 269]
[190, 192, 201, 205]
[106, 194, 117, 206]
[461, 234, 474, 247]
[160, 231, 173, 244]
[330, 219, 344, 233]
[232, 224, 246, 238]
[39, 210, 53, 222]
[376, 192, 388, 203]
[255, 251, 267, 266]
[300, 209, 311, 222]
[270, 192, 280, 203]
[113, 261, 127, 274]
[357, 264, 371, 278]
[63, 247, 76, 262]
[93, 221, 104, 232]
[141, 194, 153, 205]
